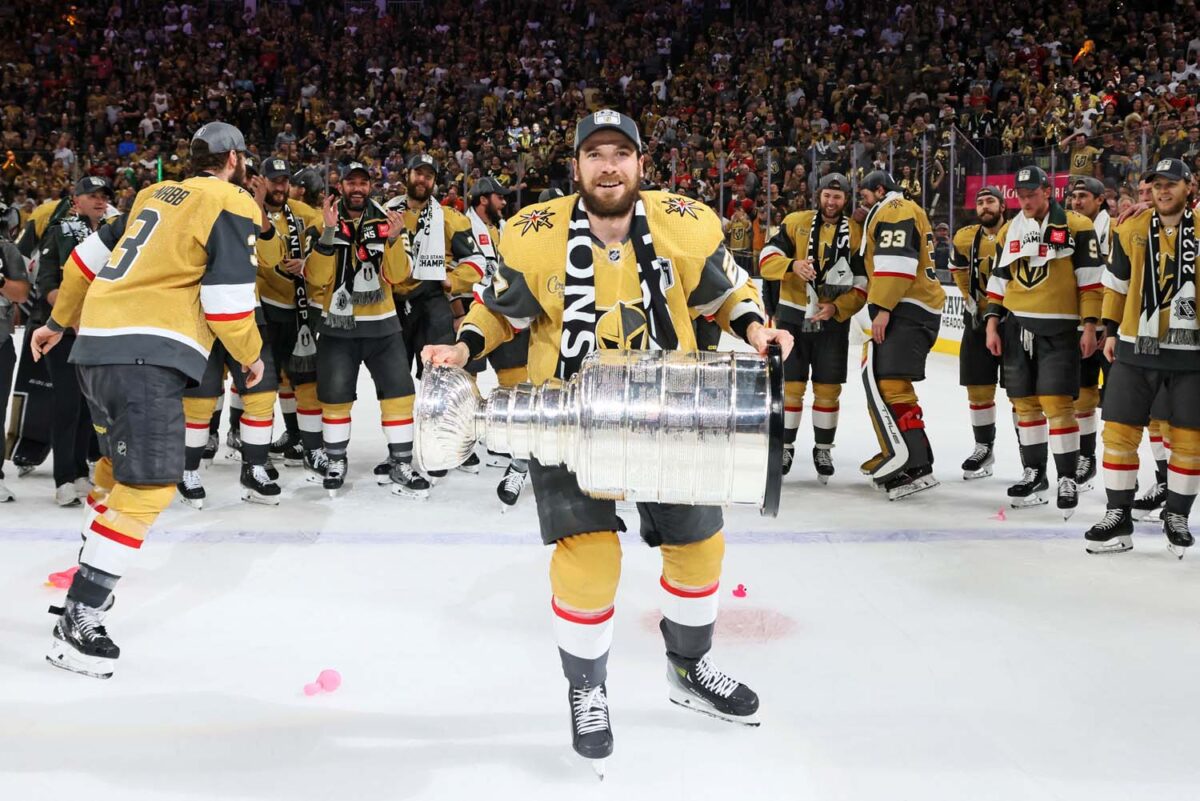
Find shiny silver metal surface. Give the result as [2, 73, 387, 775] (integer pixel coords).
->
[415, 349, 782, 513]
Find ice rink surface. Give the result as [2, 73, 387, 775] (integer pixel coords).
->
[3, 342, 1200, 801]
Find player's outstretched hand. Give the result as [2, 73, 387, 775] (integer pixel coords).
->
[322, 195, 339, 229]
[746, 321, 794, 360]
[422, 342, 470, 368]
[29, 325, 63, 362]
[243, 358, 265, 389]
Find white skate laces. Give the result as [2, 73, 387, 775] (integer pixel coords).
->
[571, 686, 610, 735]
[181, 470, 203, 490]
[694, 655, 739, 698]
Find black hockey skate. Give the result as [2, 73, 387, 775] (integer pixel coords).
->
[1008, 466, 1049, 508]
[240, 463, 281, 505]
[264, 459, 279, 482]
[667, 654, 760, 726]
[497, 461, 529, 510]
[46, 599, 119, 679]
[373, 459, 392, 485]
[1057, 476, 1078, 520]
[812, 447, 834, 485]
[389, 460, 430, 500]
[425, 468, 448, 485]
[270, 431, 305, 467]
[485, 449, 510, 469]
[1075, 454, 1097, 492]
[781, 445, 795, 476]
[457, 451, 481, 474]
[1133, 479, 1167, 521]
[568, 683, 613, 778]
[304, 449, 328, 484]
[961, 442, 995, 480]
[1085, 507, 1134, 554]
[881, 464, 939, 501]
[324, 457, 347, 497]
[200, 433, 219, 467]
[224, 429, 242, 461]
[1164, 513, 1193, 560]
[177, 469, 206, 510]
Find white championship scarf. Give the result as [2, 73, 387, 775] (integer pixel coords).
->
[1094, 208, 1111, 259]
[1139, 208, 1199, 354]
[392, 196, 447, 280]
[997, 204, 1074, 271]
[467, 207, 499, 279]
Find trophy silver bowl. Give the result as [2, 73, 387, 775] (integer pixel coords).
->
[415, 346, 783, 516]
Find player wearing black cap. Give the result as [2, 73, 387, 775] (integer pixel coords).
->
[29, 121, 266, 678]
[1085, 158, 1200, 557]
[759, 171, 866, 482]
[950, 185, 1008, 479]
[36, 176, 116, 506]
[857, 170, 947, 500]
[983, 165, 1104, 518]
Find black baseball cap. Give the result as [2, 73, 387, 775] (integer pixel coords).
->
[860, 170, 899, 192]
[975, 185, 1005, 202]
[405, 153, 439, 173]
[190, 121, 247, 155]
[818, 172, 850, 192]
[73, 176, 113, 197]
[538, 188, 565, 202]
[1069, 176, 1105, 196]
[263, 158, 291, 180]
[1014, 165, 1050, 190]
[340, 161, 371, 180]
[469, 176, 511, 200]
[1146, 157, 1193, 183]
[574, 109, 642, 153]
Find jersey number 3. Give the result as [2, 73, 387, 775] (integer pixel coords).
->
[99, 208, 161, 282]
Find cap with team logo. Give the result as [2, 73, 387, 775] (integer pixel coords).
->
[1069, 176, 1105, 196]
[975, 185, 1005, 202]
[574, 109, 643, 153]
[190, 121, 248, 155]
[263, 158, 291, 180]
[340, 161, 371, 179]
[1013, 165, 1050, 190]
[1146, 157, 1193, 183]
[469, 176, 511, 200]
[405, 153, 439, 173]
[538, 188, 565, 203]
[73, 175, 113, 197]
[817, 172, 850, 192]
[860, 170, 899, 193]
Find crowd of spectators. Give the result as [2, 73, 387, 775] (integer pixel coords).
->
[3, 0, 1200, 239]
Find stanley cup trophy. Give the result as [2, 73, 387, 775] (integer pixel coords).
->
[415, 345, 784, 516]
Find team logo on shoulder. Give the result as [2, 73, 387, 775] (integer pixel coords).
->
[663, 196, 699, 219]
[515, 207, 555, 235]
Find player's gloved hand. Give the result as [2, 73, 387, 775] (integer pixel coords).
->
[422, 342, 470, 368]
[29, 324, 63, 362]
[746, 321, 794, 360]
[243, 358, 265, 389]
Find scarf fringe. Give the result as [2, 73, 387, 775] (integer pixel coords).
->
[325, 313, 356, 331]
[1136, 336, 1160, 355]
[351, 288, 385, 305]
[1164, 328, 1200, 347]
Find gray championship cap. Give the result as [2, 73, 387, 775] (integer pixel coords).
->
[1014, 165, 1051, 190]
[1069, 176, 1105, 196]
[263, 158, 291, 180]
[538, 188, 565, 203]
[574, 109, 642, 153]
[73, 175, 113, 197]
[190, 121, 248, 155]
[340, 161, 371, 180]
[975, 185, 1005, 202]
[1146, 157, 1193, 183]
[817, 172, 850, 193]
[405, 153, 440, 173]
[860, 170, 899, 193]
[469, 176, 511, 201]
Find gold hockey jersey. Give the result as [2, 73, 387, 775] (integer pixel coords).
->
[985, 207, 1103, 334]
[458, 191, 765, 385]
[383, 199, 485, 299]
[758, 210, 866, 325]
[69, 177, 263, 381]
[950, 224, 1003, 317]
[861, 192, 945, 323]
[257, 203, 319, 319]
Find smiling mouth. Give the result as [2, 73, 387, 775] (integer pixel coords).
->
[597, 181, 622, 189]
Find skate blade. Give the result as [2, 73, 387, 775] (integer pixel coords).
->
[224, 452, 242, 462]
[887, 476, 939, 501]
[457, 463, 480, 475]
[283, 457, 303, 468]
[390, 485, 430, 500]
[375, 474, 392, 486]
[241, 489, 281, 506]
[1137, 507, 1165, 523]
[305, 472, 325, 484]
[1085, 535, 1132, 555]
[179, 496, 205, 510]
[0, 494, 13, 503]
[1168, 542, 1190, 560]
[46, 636, 114, 680]
[667, 689, 761, 727]
[1060, 506, 1077, 521]
[589, 758, 606, 780]
[18, 465, 36, 477]
[326, 488, 341, 498]
[1009, 493, 1048, 509]
[816, 474, 831, 486]
[485, 458, 510, 469]
[1076, 478, 1095, 493]
[962, 466, 994, 480]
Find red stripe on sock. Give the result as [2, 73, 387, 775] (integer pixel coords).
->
[322, 417, 351, 424]
[1076, 412, 1095, 418]
[1017, 420, 1047, 428]
[551, 598, 614, 625]
[279, 393, 295, 399]
[381, 418, 414, 426]
[185, 422, 209, 430]
[240, 417, 273, 427]
[1102, 461, 1138, 471]
[969, 403, 995, 410]
[812, 405, 838, 413]
[297, 408, 322, 415]
[1169, 464, 1200, 476]
[660, 575, 719, 598]
[89, 520, 143, 549]
[1049, 426, 1080, 435]
[784, 405, 803, 412]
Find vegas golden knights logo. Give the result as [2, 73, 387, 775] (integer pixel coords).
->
[596, 301, 650, 350]
[1014, 260, 1049, 290]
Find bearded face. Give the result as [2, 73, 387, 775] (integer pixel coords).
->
[267, 177, 289, 209]
[340, 175, 370, 212]
[573, 131, 642, 219]
[407, 168, 435, 202]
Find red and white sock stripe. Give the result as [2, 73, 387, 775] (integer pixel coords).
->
[240, 415, 274, 447]
[1048, 424, 1080, 455]
[382, 417, 414, 446]
[551, 597, 614, 661]
[1150, 435, 1170, 463]
[811, 404, 839, 432]
[185, 421, 210, 449]
[1168, 462, 1200, 497]
[80, 514, 141, 577]
[1076, 410, 1097, 436]
[1017, 418, 1048, 446]
[1102, 458, 1139, 491]
[969, 402, 996, 428]
[660, 576, 719, 628]
[297, 407, 323, 434]
[784, 404, 803, 432]
[279, 391, 297, 416]
[323, 415, 351, 446]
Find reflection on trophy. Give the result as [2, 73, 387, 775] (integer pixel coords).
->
[415, 346, 783, 516]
